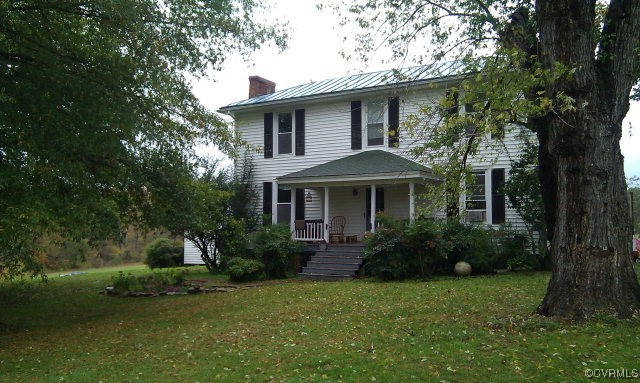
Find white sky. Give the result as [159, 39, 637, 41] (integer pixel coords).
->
[192, 0, 640, 179]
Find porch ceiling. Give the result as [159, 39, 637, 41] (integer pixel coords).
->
[277, 150, 438, 186]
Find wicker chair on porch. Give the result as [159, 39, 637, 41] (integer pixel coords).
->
[329, 216, 346, 244]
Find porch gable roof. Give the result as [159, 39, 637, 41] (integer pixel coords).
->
[277, 150, 436, 185]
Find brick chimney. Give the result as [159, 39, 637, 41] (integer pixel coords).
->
[249, 76, 276, 98]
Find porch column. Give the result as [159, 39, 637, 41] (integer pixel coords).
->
[290, 186, 297, 239]
[272, 181, 278, 224]
[409, 182, 416, 224]
[323, 186, 330, 242]
[370, 184, 376, 233]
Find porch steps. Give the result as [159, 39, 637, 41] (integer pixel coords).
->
[299, 245, 365, 281]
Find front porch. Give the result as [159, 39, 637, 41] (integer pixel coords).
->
[288, 183, 421, 242]
[272, 150, 439, 243]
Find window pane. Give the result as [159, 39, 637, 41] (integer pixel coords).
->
[367, 102, 384, 124]
[277, 112, 292, 154]
[278, 133, 291, 154]
[366, 101, 384, 146]
[277, 204, 291, 224]
[468, 173, 485, 199]
[367, 123, 384, 146]
[277, 187, 291, 203]
[278, 113, 292, 133]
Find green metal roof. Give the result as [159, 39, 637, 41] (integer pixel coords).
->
[220, 62, 462, 112]
[277, 150, 434, 182]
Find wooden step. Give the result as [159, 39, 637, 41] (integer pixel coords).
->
[298, 246, 364, 281]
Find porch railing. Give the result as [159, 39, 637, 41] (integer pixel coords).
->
[294, 219, 324, 241]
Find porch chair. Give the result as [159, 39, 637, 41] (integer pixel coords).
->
[329, 216, 346, 244]
[295, 219, 306, 231]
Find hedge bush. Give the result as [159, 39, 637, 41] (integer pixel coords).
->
[363, 216, 449, 280]
[227, 257, 265, 282]
[143, 238, 183, 269]
[254, 224, 303, 279]
[364, 216, 534, 280]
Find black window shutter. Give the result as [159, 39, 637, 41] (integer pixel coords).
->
[262, 182, 273, 215]
[388, 97, 399, 147]
[351, 101, 362, 150]
[295, 189, 305, 220]
[263, 113, 273, 158]
[491, 169, 506, 224]
[295, 109, 305, 156]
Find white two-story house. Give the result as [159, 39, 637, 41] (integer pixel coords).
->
[220, 64, 529, 243]
[184, 64, 530, 264]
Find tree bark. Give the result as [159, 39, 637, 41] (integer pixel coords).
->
[534, 0, 640, 318]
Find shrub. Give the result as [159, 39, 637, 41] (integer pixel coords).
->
[364, 217, 527, 279]
[110, 269, 186, 294]
[363, 222, 407, 281]
[143, 238, 183, 269]
[111, 272, 143, 294]
[254, 224, 303, 279]
[458, 226, 501, 274]
[227, 257, 265, 282]
[436, 219, 503, 274]
[364, 216, 449, 280]
[497, 226, 536, 270]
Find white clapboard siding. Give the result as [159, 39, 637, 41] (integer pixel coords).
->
[183, 239, 205, 265]
[233, 84, 534, 232]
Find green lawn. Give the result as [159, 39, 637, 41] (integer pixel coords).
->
[1, 267, 639, 382]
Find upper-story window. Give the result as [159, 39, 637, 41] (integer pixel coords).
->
[351, 98, 399, 150]
[367, 101, 384, 146]
[277, 112, 292, 155]
[264, 110, 304, 158]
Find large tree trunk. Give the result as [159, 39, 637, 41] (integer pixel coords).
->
[534, 0, 640, 318]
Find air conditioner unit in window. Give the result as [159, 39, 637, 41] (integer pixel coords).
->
[467, 210, 486, 223]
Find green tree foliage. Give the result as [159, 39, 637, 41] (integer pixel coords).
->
[254, 224, 303, 279]
[165, 159, 258, 273]
[143, 238, 183, 269]
[226, 257, 265, 283]
[330, 0, 640, 318]
[0, 0, 285, 278]
[503, 136, 547, 260]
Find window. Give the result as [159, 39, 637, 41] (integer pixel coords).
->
[367, 101, 384, 146]
[277, 112, 292, 154]
[464, 102, 478, 138]
[466, 171, 487, 223]
[277, 185, 291, 224]
[465, 169, 506, 224]
[445, 88, 459, 118]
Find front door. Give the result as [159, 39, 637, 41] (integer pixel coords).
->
[365, 187, 384, 231]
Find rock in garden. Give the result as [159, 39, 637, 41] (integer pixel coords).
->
[454, 261, 472, 277]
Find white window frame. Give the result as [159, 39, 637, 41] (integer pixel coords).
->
[276, 112, 293, 156]
[365, 100, 386, 147]
[465, 170, 489, 223]
[276, 184, 291, 224]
